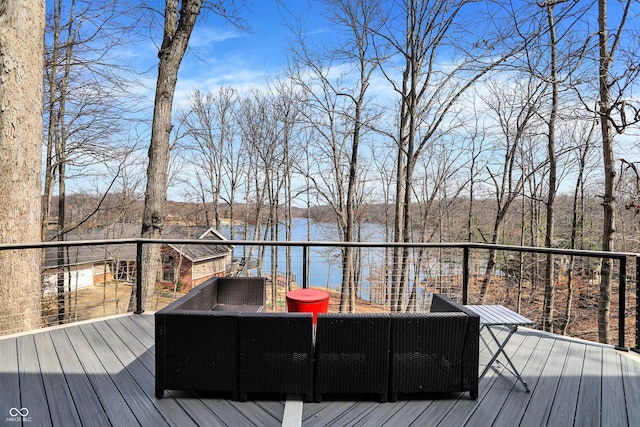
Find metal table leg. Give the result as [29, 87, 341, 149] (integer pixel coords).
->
[479, 324, 530, 392]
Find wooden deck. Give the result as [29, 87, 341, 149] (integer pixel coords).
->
[1, 314, 639, 426]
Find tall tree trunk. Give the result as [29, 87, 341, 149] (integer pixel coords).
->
[387, 0, 513, 311]
[0, 0, 45, 334]
[543, 2, 558, 333]
[341, 94, 361, 313]
[564, 120, 595, 335]
[138, 0, 202, 311]
[517, 194, 525, 313]
[479, 209, 507, 304]
[598, 0, 614, 344]
[392, 54, 414, 312]
[42, 0, 62, 242]
[392, 138, 407, 312]
[55, 0, 76, 322]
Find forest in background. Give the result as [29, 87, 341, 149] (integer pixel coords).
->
[47, 191, 638, 254]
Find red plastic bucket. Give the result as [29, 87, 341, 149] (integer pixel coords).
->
[286, 289, 330, 324]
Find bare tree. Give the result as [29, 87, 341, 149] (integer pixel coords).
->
[43, 0, 146, 236]
[541, 0, 560, 333]
[377, 0, 517, 311]
[179, 87, 238, 229]
[370, 145, 396, 308]
[290, 0, 383, 311]
[220, 113, 248, 239]
[527, 0, 593, 332]
[477, 77, 546, 303]
[138, 1, 246, 310]
[236, 91, 274, 277]
[44, 0, 144, 321]
[407, 137, 468, 310]
[268, 77, 305, 291]
[0, 0, 45, 334]
[595, 0, 635, 344]
[140, 0, 204, 310]
[563, 117, 598, 335]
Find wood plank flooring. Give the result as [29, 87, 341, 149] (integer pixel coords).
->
[1, 314, 639, 426]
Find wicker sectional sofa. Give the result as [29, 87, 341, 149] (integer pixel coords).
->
[155, 279, 479, 402]
[314, 295, 479, 401]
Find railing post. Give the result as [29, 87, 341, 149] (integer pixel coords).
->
[302, 244, 308, 289]
[462, 246, 469, 305]
[616, 256, 627, 351]
[135, 241, 144, 314]
[635, 256, 640, 353]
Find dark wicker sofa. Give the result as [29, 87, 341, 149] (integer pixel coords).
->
[313, 294, 479, 402]
[314, 313, 391, 402]
[388, 294, 479, 401]
[156, 284, 478, 402]
[155, 278, 313, 399]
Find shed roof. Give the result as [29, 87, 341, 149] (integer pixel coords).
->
[44, 224, 232, 268]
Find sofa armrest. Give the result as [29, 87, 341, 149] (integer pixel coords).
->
[429, 293, 479, 399]
[389, 312, 470, 399]
[431, 293, 474, 316]
[170, 278, 219, 310]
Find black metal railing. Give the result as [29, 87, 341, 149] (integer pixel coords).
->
[0, 238, 637, 352]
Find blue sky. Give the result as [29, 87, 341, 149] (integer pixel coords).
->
[48, 0, 639, 200]
[156, 1, 324, 105]
[50, 0, 640, 115]
[106, 0, 639, 115]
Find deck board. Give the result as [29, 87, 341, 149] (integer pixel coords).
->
[621, 352, 640, 424]
[2, 313, 640, 426]
[202, 399, 260, 427]
[49, 328, 112, 427]
[490, 331, 551, 426]
[575, 344, 603, 427]
[66, 325, 140, 426]
[352, 400, 416, 426]
[517, 337, 570, 427]
[0, 338, 20, 416]
[548, 340, 585, 425]
[602, 347, 628, 427]
[86, 322, 168, 427]
[303, 401, 364, 427]
[96, 319, 197, 427]
[324, 402, 379, 426]
[433, 328, 533, 427]
[33, 332, 83, 427]
[234, 401, 283, 426]
[17, 335, 52, 427]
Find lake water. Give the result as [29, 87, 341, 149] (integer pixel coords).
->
[219, 218, 388, 301]
[219, 218, 459, 307]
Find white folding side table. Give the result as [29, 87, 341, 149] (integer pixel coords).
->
[464, 304, 533, 392]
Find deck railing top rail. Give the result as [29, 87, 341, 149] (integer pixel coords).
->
[3, 238, 638, 259]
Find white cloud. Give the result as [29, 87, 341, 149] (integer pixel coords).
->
[189, 26, 243, 49]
